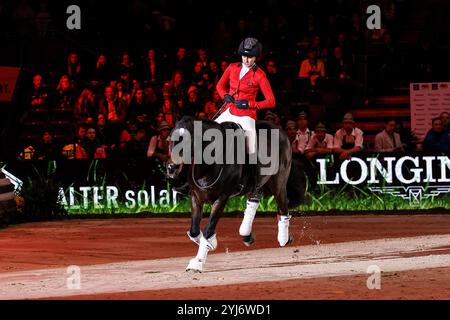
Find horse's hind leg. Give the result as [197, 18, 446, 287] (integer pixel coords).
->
[187, 194, 203, 245]
[270, 182, 293, 247]
[186, 196, 228, 273]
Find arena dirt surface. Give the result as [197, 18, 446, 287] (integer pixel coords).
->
[1, 214, 450, 299]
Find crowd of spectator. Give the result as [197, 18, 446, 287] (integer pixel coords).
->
[9, 0, 449, 163]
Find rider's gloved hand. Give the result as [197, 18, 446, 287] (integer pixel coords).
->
[235, 100, 250, 109]
[223, 94, 235, 103]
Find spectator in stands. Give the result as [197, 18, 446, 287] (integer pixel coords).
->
[99, 86, 127, 123]
[208, 61, 220, 89]
[90, 54, 111, 92]
[295, 111, 313, 154]
[169, 72, 187, 109]
[185, 85, 203, 116]
[54, 75, 76, 111]
[61, 124, 87, 159]
[127, 88, 151, 124]
[220, 61, 229, 78]
[197, 49, 209, 71]
[265, 59, 282, 93]
[161, 98, 178, 128]
[374, 119, 405, 153]
[333, 113, 364, 160]
[311, 35, 328, 64]
[305, 123, 334, 159]
[29, 74, 48, 109]
[80, 126, 106, 159]
[423, 117, 450, 153]
[204, 90, 221, 119]
[299, 49, 325, 87]
[33, 130, 60, 160]
[192, 61, 210, 94]
[119, 121, 147, 155]
[116, 80, 131, 106]
[174, 47, 190, 79]
[441, 112, 449, 130]
[142, 49, 162, 86]
[147, 121, 171, 162]
[285, 120, 301, 156]
[336, 33, 353, 64]
[393, 118, 418, 152]
[118, 53, 135, 79]
[73, 89, 97, 124]
[327, 46, 352, 80]
[66, 52, 82, 86]
[96, 113, 111, 147]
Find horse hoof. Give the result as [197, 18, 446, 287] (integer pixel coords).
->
[279, 235, 294, 247]
[242, 234, 255, 247]
[186, 258, 203, 273]
[287, 235, 294, 245]
[186, 268, 202, 274]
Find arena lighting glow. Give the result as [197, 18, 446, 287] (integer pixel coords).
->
[58, 186, 179, 209]
[318, 156, 450, 185]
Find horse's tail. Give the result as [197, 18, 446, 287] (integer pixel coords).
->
[286, 158, 307, 209]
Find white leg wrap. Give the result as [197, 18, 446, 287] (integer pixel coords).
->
[187, 231, 203, 245]
[277, 215, 291, 247]
[239, 200, 259, 236]
[187, 234, 218, 272]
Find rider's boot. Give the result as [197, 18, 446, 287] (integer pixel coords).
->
[239, 164, 261, 241]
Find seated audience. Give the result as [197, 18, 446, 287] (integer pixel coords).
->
[285, 120, 302, 156]
[147, 121, 171, 162]
[333, 113, 364, 160]
[305, 123, 334, 159]
[80, 126, 106, 159]
[299, 49, 325, 87]
[374, 119, 405, 153]
[295, 112, 313, 154]
[99, 86, 127, 123]
[423, 117, 450, 153]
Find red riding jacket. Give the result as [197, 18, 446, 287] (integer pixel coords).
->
[216, 62, 276, 119]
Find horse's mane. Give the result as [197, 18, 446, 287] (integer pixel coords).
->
[176, 116, 224, 133]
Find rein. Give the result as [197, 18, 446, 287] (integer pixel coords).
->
[191, 164, 224, 190]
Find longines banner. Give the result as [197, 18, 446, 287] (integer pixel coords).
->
[0, 66, 21, 103]
[4, 153, 450, 210]
[317, 154, 450, 202]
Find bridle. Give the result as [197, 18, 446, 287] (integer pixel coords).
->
[191, 164, 224, 190]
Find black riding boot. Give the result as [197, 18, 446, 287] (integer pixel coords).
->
[248, 163, 262, 202]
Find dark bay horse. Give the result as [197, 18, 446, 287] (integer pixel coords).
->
[167, 116, 303, 272]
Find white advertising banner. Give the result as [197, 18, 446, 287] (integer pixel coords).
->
[410, 82, 450, 141]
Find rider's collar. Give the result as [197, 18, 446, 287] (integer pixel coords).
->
[238, 63, 258, 72]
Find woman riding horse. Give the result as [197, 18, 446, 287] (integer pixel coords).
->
[215, 38, 286, 241]
[167, 38, 298, 272]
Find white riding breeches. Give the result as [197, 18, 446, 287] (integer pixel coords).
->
[215, 108, 257, 154]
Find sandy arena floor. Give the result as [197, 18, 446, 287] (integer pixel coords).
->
[0, 214, 449, 299]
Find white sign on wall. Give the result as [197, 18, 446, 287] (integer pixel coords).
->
[410, 82, 450, 141]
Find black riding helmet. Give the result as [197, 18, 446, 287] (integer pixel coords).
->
[238, 38, 262, 57]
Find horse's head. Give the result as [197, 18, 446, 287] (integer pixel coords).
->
[166, 116, 195, 179]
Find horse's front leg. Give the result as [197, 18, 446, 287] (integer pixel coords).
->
[187, 194, 203, 245]
[186, 195, 228, 273]
[239, 198, 259, 246]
